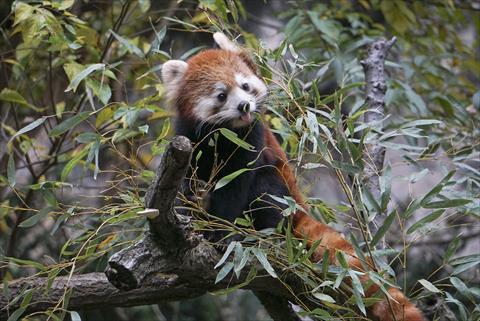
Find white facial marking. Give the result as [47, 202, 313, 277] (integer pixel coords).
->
[193, 73, 268, 128]
[246, 74, 267, 96]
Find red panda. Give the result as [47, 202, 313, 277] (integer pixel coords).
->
[162, 32, 426, 321]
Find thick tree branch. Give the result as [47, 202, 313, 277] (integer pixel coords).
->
[1, 136, 304, 321]
[360, 37, 396, 241]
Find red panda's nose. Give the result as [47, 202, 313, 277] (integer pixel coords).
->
[238, 101, 250, 113]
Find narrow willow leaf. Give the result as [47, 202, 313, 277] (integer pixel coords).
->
[7, 155, 15, 187]
[7, 257, 45, 271]
[424, 199, 471, 209]
[420, 170, 455, 204]
[65, 63, 105, 92]
[452, 261, 480, 275]
[179, 46, 208, 60]
[234, 246, 250, 277]
[407, 209, 444, 234]
[214, 241, 236, 269]
[0, 88, 39, 111]
[49, 112, 90, 137]
[109, 30, 145, 58]
[444, 235, 461, 263]
[349, 270, 365, 296]
[214, 168, 252, 190]
[371, 210, 397, 246]
[19, 207, 52, 228]
[352, 286, 366, 315]
[61, 147, 89, 181]
[418, 279, 442, 293]
[450, 277, 470, 296]
[252, 248, 277, 278]
[219, 128, 255, 151]
[7, 306, 26, 321]
[215, 262, 234, 284]
[312, 292, 335, 303]
[8, 117, 46, 143]
[400, 119, 442, 128]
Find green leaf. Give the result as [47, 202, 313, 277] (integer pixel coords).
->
[219, 128, 255, 151]
[61, 147, 89, 181]
[407, 209, 444, 234]
[65, 63, 105, 92]
[109, 30, 145, 58]
[49, 112, 90, 137]
[179, 46, 207, 60]
[148, 19, 166, 55]
[444, 235, 461, 263]
[19, 207, 52, 228]
[252, 248, 277, 278]
[312, 292, 335, 303]
[18, 288, 33, 309]
[214, 168, 252, 190]
[420, 171, 455, 204]
[76, 132, 100, 144]
[371, 210, 397, 247]
[215, 262, 234, 284]
[214, 241, 236, 269]
[9, 117, 46, 143]
[450, 277, 470, 296]
[7, 257, 45, 271]
[452, 261, 480, 275]
[7, 155, 16, 187]
[400, 119, 442, 128]
[234, 244, 250, 277]
[423, 199, 471, 209]
[418, 279, 442, 293]
[0, 88, 41, 111]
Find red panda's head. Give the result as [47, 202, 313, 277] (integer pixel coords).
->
[162, 33, 267, 128]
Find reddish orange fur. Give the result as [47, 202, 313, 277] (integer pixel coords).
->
[176, 50, 253, 119]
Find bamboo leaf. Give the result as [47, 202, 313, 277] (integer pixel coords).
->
[49, 112, 90, 137]
[371, 210, 397, 246]
[215, 262, 234, 284]
[252, 248, 277, 278]
[419, 279, 442, 293]
[214, 241, 236, 269]
[7, 155, 16, 187]
[424, 199, 471, 209]
[9, 117, 46, 143]
[214, 168, 252, 190]
[219, 128, 255, 151]
[19, 207, 52, 228]
[65, 63, 105, 92]
[407, 209, 444, 234]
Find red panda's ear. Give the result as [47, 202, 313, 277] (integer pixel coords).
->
[162, 60, 188, 93]
[213, 32, 240, 52]
[213, 32, 259, 76]
[162, 60, 188, 83]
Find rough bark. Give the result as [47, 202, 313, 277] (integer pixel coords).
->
[360, 37, 396, 240]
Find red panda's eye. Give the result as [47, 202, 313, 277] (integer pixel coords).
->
[217, 93, 227, 102]
[242, 83, 250, 91]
